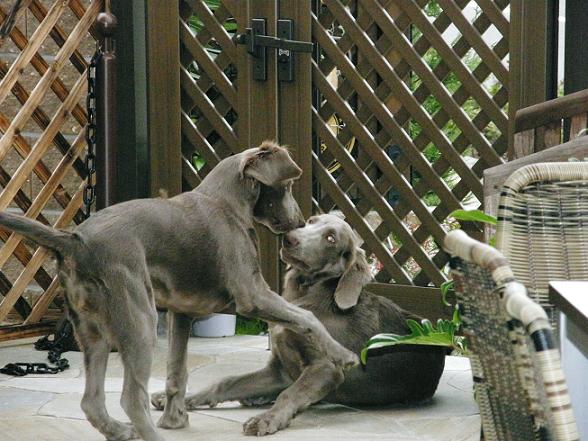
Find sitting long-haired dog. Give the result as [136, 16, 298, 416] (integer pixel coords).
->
[165, 213, 446, 436]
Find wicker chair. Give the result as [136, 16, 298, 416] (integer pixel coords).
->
[444, 230, 579, 441]
[495, 162, 588, 328]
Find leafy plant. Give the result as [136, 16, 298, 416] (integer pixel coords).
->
[361, 307, 466, 365]
[450, 209, 497, 225]
[442, 209, 498, 293]
[236, 316, 268, 335]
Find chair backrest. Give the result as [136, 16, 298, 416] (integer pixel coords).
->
[445, 230, 579, 441]
[495, 162, 588, 328]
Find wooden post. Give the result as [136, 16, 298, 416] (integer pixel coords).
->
[563, 0, 588, 142]
[145, 0, 182, 197]
[111, 1, 182, 200]
[245, 0, 281, 291]
[111, 1, 149, 201]
[279, 1, 312, 219]
[509, 0, 559, 158]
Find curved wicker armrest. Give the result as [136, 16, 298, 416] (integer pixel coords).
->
[444, 230, 580, 441]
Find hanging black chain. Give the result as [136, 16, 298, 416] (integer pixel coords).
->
[0, 319, 75, 376]
[83, 47, 101, 220]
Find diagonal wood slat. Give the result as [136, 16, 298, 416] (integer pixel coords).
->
[314, 110, 445, 285]
[355, 0, 502, 169]
[436, 0, 508, 85]
[0, 0, 99, 161]
[180, 66, 239, 153]
[0, 74, 87, 212]
[0, 132, 86, 271]
[313, 65, 449, 244]
[180, 19, 237, 109]
[327, 0, 488, 199]
[313, 16, 463, 211]
[474, 0, 509, 38]
[179, 0, 239, 170]
[0, 0, 68, 104]
[0, 183, 84, 322]
[0, 0, 102, 329]
[313, 0, 509, 285]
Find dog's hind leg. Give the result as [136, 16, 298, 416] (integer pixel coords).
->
[111, 273, 164, 441]
[243, 360, 344, 436]
[78, 325, 138, 441]
[155, 312, 191, 429]
[117, 318, 163, 441]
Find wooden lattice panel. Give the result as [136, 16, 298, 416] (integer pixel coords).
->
[313, 0, 508, 286]
[179, 0, 240, 188]
[0, 0, 101, 330]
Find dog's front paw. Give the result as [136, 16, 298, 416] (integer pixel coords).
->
[243, 412, 288, 436]
[331, 347, 359, 370]
[151, 391, 167, 411]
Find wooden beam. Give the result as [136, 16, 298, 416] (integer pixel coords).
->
[484, 135, 588, 217]
[279, 0, 312, 219]
[145, 0, 182, 197]
[246, 0, 281, 291]
[366, 283, 453, 321]
[509, 0, 559, 158]
[0, 321, 56, 343]
[111, 0, 149, 201]
[514, 88, 588, 133]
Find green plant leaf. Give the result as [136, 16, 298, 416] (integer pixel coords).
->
[440, 280, 454, 306]
[449, 209, 497, 225]
[362, 316, 465, 365]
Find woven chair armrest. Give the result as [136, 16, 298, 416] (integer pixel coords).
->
[444, 230, 512, 282]
[502, 162, 588, 193]
[444, 230, 548, 327]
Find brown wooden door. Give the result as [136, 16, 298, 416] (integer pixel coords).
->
[179, 0, 312, 290]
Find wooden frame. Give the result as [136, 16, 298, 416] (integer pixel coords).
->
[0, 0, 102, 339]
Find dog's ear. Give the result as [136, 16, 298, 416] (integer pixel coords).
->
[334, 248, 372, 310]
[240, 141, 302, 186]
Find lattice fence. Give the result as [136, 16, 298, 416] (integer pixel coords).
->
[0, 0, 101, 334]
[312, 0, 509, 287]
[181, 0, 509, 290]
[179, 0, 241, 189]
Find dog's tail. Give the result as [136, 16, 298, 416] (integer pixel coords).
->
[0, 212, 76, 255]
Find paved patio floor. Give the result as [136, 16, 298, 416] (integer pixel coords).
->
[0, 335, 480, 441]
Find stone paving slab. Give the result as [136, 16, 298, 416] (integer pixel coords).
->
[0, 335, 480, 441]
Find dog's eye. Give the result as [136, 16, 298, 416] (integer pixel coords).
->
[308, 218, 315, 224]
[326, 234, 336, 244]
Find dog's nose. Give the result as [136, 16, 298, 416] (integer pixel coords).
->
[283, 233, 299, 248]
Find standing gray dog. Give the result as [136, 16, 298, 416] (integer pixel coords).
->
[154, 214, 446, 436]
[0, 143, 357, 441]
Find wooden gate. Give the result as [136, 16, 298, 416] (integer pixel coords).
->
[0, 0, 101, 340]
[181, 0, 509, 317]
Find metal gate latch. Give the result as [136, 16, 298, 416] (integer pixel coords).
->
[235, 18, 313, 82]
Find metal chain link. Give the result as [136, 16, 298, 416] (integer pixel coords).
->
[84, 47, 101, 219]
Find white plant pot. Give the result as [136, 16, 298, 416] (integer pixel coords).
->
[192, 314, 236, 338]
